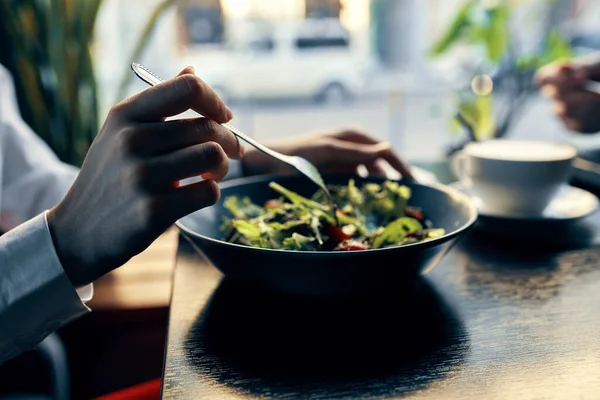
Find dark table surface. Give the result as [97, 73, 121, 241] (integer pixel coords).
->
[162, 163, 600, 399]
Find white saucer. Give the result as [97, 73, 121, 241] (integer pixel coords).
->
[449, 182, 600, 223]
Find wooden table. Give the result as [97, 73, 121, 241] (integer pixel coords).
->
[89, 228, 178, 311]
[58, 229, 179, 399]
[161, 166, 600, 399]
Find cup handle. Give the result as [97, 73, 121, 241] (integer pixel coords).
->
[451, 151, 471, 186]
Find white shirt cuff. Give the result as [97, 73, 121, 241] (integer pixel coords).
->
[76, 281, 94, 302]
[0, 212, 91, 362]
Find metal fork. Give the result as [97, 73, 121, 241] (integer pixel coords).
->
[131, 62, 331, 198]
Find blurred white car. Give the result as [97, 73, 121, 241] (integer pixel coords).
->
[185, 19, 367, 104]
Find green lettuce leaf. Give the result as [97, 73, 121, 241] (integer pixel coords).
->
[372, 217, 423, 249]
[283, 233, 317, 251]
[232, 219, 284, 249]
[363, 183, 382, 196]
[269, 182, 329, 212]
[232, 219, 262, 239]
[224, 196, 264, 219]
[310, 215, 324, 245]
[348, 179, 364, 207]
[267, 220, 306, 231]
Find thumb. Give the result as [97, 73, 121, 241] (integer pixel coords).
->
[177, 66, 196, 77]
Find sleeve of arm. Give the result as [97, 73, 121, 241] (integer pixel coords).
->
[0, 64, 78, 231]
[0, 212, 91, 365]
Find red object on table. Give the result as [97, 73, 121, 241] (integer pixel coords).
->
[92, 378, 161, 400]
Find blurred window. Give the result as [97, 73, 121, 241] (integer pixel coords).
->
[93, 0, 600, 162]
[294, 36, 349, 50]
[248, 37, 276, 53]
[182, 5, 224, 45]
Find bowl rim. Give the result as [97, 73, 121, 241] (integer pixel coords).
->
[176, 174, 479, 255]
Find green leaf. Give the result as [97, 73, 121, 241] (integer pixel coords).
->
[458, 94, 496, 140]
[0, 0, 100, 166]
[466, 24, 486, 44]
[515, 54, 542, 71]
[348, 179, 364, 208]
[223, 196, 241, 216]
[483, 4, 509, 62]
[310, 215, 324, 245]
[383, 181, 411, 200]
[431, 0, 476, 56]
[268, 183, 364, 233]
[372, 217, 423, 249]
[283, 233, 317, 251]
[267, 220, 306, 231]
[223, 196, 264, 219]
[232, 219, 283, 249]
[269, 182, 330, 213]
[232, 220, 263, 241]
[363, 183, 382, 196]
[335, 212, 367, 235]
[116, 0, 183, 102]
[368, 181, 410, 220]
[540, 30, 573, 65]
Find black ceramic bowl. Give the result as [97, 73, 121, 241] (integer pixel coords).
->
[176, 174, 477, 296]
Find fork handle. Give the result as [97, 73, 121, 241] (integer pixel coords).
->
[222, 123, 291, 162]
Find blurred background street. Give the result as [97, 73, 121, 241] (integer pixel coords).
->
[91, 0, 600, 162]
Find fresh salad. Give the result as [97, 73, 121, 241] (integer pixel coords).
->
[220, 179, 445, 251]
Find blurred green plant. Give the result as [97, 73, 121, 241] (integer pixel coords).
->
[115, 0, 224, 102]
[431, 0, 573, 146]
[0, 0, 183, 166]
[0, 0, 102, 166]
[115, 0, 182, 102]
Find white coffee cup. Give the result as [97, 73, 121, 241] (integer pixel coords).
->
[452, 140, 576, 215]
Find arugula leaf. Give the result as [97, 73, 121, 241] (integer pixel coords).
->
[364, 181, 411, 221]
[224, 196, 264, 219]
[269, 182, 329, 211]
[372, 197, 396, 216]
[283, 233, 317, 251]
[384, 181, 411, 200]
[231, 219, 284, 249]
[348, 179, 365, 207]
[231, 220, 270, 248]
[335, 210, 367, 235]
[223, 180, 441, 251]
[232, 219, 262, 239]
[267, 220, 306, 231]
[224, 196, 241, 217]
[372, 217, 423, 249]
[363, 183, 382, 196]
[311, 189, 328, 203]
[310, 215, 324, 245]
